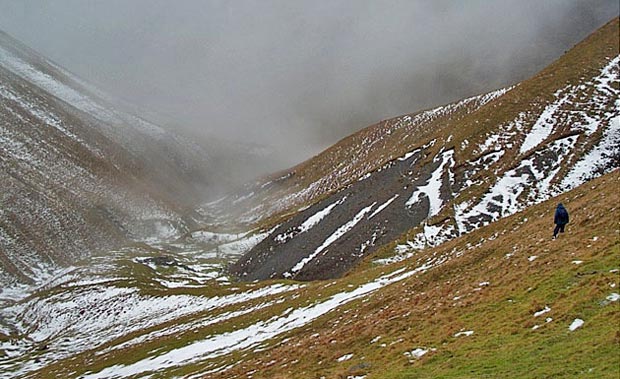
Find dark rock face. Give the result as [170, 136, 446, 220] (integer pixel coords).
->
[230, 146, 459, 281]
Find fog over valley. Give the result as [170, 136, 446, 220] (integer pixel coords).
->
[0, 0, 618, 175]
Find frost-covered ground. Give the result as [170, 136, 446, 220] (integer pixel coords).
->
[82, 260, 438, 379]
[0, 229, 272, 378]
[0, 224, 444, 378]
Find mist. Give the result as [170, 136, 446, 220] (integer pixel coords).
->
[0, 0, 618, 170]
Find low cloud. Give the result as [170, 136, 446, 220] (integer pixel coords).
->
[0, 0, 617, 172]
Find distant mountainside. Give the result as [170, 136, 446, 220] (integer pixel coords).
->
[228, 18, 619, 281]
[0, 30, 266, 287]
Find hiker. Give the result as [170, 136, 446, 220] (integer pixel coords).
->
[553, 203, 569, 239]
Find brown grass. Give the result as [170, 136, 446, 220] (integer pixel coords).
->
[208, 169, 619, 379]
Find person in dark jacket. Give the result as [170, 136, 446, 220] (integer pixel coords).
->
[553, 203, 569, 239]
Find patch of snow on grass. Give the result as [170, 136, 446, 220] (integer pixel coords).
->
[456, 135, 577, 233]
[519, 89, 565, 154]
[455, 56, 618, 235]
[374, 240, 422, 265]
[560, 56, 620, 188]
[81, 265, 428, 379]
[454, 330, 474, 337]
[569, 318, 584, 331]
[534, 306, 551, 317]
[404, 348, 429, 359]
[216, 230, 272, 257]
[1, 280, 301, 377]
[398, 148, 421, 161]
[479, 133, 502, 152]
[562, 115, 620, 188]
[606, 293, 620, 302]
[337, 353, 353, 362]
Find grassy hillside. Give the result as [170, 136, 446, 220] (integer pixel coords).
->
[4, 18, 617, 379]
[211, 170, 619, 379]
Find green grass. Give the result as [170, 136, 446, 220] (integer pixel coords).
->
[32, 172, 617, 379]
[383, 247, 619, 379]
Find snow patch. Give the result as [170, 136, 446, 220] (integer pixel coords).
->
[569, 318, 584, 331]
[275, 197, 346, 244]
[405, 149, 454, 218]
[287, 202, 376, 276]
[368, 194, 399, 219]
[534, 306, 551, 317]
[454, 330, 474, 337]
[404, 348, 430, 359]
[337, 353, 354, 362]
[606, 293, 619, 302]
[519, 90, 565, 153]
[81, 266, 425, 379]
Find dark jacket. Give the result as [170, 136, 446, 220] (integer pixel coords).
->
[554, 203, 569, 225]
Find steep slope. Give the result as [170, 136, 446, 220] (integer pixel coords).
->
[210, 170, 620, 379]
[0, 31, 216, 287]
[207, 85, 511, 226]
[230, 18, 619, 281]
[15, 169, 618, 379]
